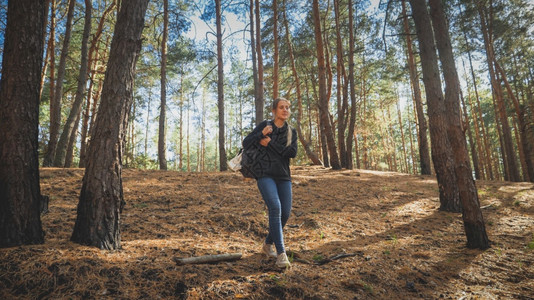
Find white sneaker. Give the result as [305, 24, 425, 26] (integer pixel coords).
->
[262, 243, 277, 258]
[275, 252, 291, 268]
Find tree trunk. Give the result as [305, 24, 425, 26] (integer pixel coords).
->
[402, 0, 431, 175]
[216, 0, 227, 171]
[43, 0, 56, 167]
[71, 0, 149, 249]
[272, 0, 279, 99]
[346, 0, 358, 170]
[65, 109, 81, 167]
[158, 0, 168, 170]
[429, 0, 489, 248]
[0, 0, 46, 247]
[312, 0, 341, 170]
[282, 0, 321, 165]
[55, 0, 92, 167]
[397, 97, 409, 173]
[460, 89, 480, 179]
[409, 0, 460, 212]
[334, 0, 348, 168]
[249, 0, 260, 125]
[254, 0, 264, 123]
[494, 60, 533, 182]
[49, 0, 75, 167]
[79, 2, 115, 168]
[477, 4, 520, 182]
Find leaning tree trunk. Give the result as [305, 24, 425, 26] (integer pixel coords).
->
[409, 0, 460, 212]
[54, 0, 92, 167]
[312, 0, 341, 170]
[402, 0, 431, 175]
[71, 0, 149, 249]
[0, 0, 46, 247]
[158, 0, 168, 170]
[216, 0, 227, 171]
[429, 0, 489, 248]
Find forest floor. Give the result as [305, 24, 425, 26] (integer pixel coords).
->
[1, 166, 533, 299]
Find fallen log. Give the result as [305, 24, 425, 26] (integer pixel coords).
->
[174, 253, 242, 265]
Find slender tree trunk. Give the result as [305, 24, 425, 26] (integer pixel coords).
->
[39, 0, 51, 100]
[144, 92, 151, 168]
[397, 97, 409, 173]
[334, 0, 348, 168]
[272, 0, 279, 99]
[216, 0, 227, 171]
[282, 0, 321, 165]
[409, 0, 460, 212]
[312, 0, 341, 170]
[55, 0, 92, 167]
[494, 60, 533, 182]
[402, 0, 431, 175]
[48, 0, 75, 167]
[477, 4, 520, 182]
[158, 0, 168, 170]
[460, 89, 480, 179]
[65, 109, 81, 167]
[249, 0, 260, 125]
[71, 0, 149, 249]
[0, 0, 46, 248]
[79, 3, 115, 168]
[346, 0, 358, 170]
[43, 0, 56, 166]
[255, 0, 264, 122]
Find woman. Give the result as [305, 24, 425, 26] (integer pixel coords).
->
[242, 98, 298, 268]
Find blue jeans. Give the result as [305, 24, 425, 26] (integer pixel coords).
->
[257, 177, 292, 254]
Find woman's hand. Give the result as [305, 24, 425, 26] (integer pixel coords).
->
[259, 136, 271, 147]
[262, 125, 273, 136]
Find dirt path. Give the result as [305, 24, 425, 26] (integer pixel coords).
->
[1, 167, 533, 299]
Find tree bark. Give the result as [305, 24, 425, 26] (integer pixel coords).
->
[429, 0, 489, 248]
[312, 0, 341, 170]
[158, 0, 169, 170]
[409, 0, 460, 212]
[402, 0, 431, 175]
[43, 0, 56, 167]
[249, 0, 260, 125]
[346, 0, 358, 170]
[0, 0, 46, 247]
[55, 0, 92, 167]
[71, 0, 149, 249]
[254, 0, 264, 123]
[216, 0, 227, 171]
[272, 0, 279, 99]
[334, 0, 348, 168]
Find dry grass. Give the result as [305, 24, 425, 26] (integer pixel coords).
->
[1, 166, 533, 299]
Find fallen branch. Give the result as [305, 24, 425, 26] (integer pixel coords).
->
[174, 253, 242, 265]
[316, 253, 358, 265]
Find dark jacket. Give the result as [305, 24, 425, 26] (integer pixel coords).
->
[242, 120, 298, 181]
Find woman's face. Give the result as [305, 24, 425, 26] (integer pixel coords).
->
[273, 100, 291, 121]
